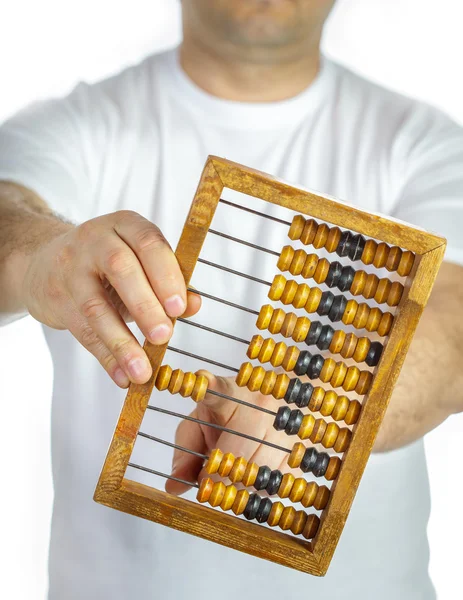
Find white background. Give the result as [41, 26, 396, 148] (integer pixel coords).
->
[0, 1, 462, 598]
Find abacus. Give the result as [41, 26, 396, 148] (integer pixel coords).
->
[94, 156, 445, 575]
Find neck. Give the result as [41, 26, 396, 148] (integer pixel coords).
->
[179, 30, 321, 103]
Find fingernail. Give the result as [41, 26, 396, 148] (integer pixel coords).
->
[114, 368, 129, 387]
[149, 323, 171, 344]
[128, 357, 150, 380]
[164, 294, 186, 318]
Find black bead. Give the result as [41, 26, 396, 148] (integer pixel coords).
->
[294, 382, 313, 408]
[256, 497, 273, 523]
[266, 470, 283, 495]
[285, 409, 303, 435]
[254, 465, 271, 491]
[284, 378, 301, 405]
[313, 452, 330, 478]
[294, 350, 312, 376]
[317, 291, 334, 316]
[325, 261, 343, 287]
[365, 341, 383, 367]
[349, 234, 366, 261]
[336, 230, 353, 257]
[300, 447, 318, 473]
[306, 354, 324, 379]
[305, 320, 323, 346]
[338, 266, 355, 292]
[317, 325, 334, 351]
[273, 406, 291, 431]
[328, 294, 347, 322]
[244, 494, 261, 520]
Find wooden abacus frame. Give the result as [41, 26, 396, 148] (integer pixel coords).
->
[94, 156, 446, 576]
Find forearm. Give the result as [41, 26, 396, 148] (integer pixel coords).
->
[374, 261, 463, 452]
[0, 181, 73, 321]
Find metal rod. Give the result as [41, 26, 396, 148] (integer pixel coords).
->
[147, 405, 290, 454]
[206, 388, 277, 417]
[197, 258, 272, 287]
[208, 229, 280, 257]
[177, 317, 250, 346]
[127, 462, 199, 489]
[167, 346, 240, 374]
[186, 287, 259, 316]
[219, 198, 292, 226]
[138, 431, 208, 460]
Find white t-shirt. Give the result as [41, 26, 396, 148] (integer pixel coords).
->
[1, 49, 462, 600]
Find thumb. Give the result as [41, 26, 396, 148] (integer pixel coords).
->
[198, 370, 241, 424]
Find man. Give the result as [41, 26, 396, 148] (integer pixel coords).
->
[1, 1, 462, 598]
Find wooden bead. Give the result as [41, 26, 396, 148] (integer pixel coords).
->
[397, 250, 415, 276]
[314, 485, 330, 510]
[353, 337, 370, 363]
[247, 334, 263, 359]
[191, 374, 208, 402]
[331, 395, 349, 421]
[236, 362, 253, 387]
[325, 457, 341, 480]
[330, 361, 347, 388]
[310, 420, 327, 444]
[352, 303, 369, 330]
[259, 338, 276, 363]
[365, 307, 382, 332]
[273, 373, 290, 399]
[256, 304, 273, 330]
[232, 489, 249, 515]
[301, 219, 318, 245]
[319, 357, 336, 383]
[322, 422, 339, 448]
[280, 312, 297, 337]
[288, 442, 306, 468]
[209, 481, 226, 507]
[218, 452, 235, 477]
[301, 481, 318, 507]
[268, 274, 286, 301]
[320, 390, 337, 416]
[344, 400, 361, 425]
[168, 369, 184, 394]
[325, 226, 342, 252]
[363, 273, 378, 299]
[288, 215, 305, 240]
[228, 457, 247, 483]
[301, 253, 319, 279]
[290, 478, 307, 503]
[269, 341, 287, 367]
[374, 277, 391, 304]
[277, 245, 294, 271]
[340, 333, 358, 359]
[386, 246, 402, 271]
[314, 258, 330, 283]
[343, 366, 360, 392]
[220, 485, 237, 511]
[291, 510, 308, 536]
[180, 372, 196, 397]
[313, 223, 329, 249]
[242, 462, 259, 487]
[373, 242, 388, 268]
[355, 370, 372, 395]
[389, 281, 403, 306]
[361, 239, 376, 265]
[293, 282, 310, 308]
[281, 279, 298, 305]
[282, 346, 299, 372]
[329, 329, 346, 354]
[197, 478, 214, 503]
[278, 473, 295, 498]
[342, 300, 358, 325]
[378, 311, 393, 337]
[260, 370, 277, 395]
[155, 365, 172, 391]
[298, 414, 315, 440]
[268, 308, 285, 334]
[267, 501, 284, 527]
[293, 316, 310, 342]
[280, 506, 296, 530]
[305, 287, 323, 313]
[350, 270, 367, 295]
[308, 386, 325, 412]
[290, 249, 307, 275]
[248, 366, 266, 391]
[302, 514, 320, 539]
[206, 449, 224, 475]
[334, 428, 351, 453]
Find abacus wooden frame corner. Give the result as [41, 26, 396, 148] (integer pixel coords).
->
[94, 155, 446, 576]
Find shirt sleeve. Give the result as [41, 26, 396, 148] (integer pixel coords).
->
[391, 103, 463, 266]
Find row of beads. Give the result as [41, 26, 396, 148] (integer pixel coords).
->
[197, 478, 320, 539]
[256, 305, 383, 366]
[155, 365, 208, 402]
[237, 358, 372, 397]
[288, 215, 415, 277]
[273, 406, 352, 451]
[277, 245, 404, 307]
[206, 448, 330, 509]
[268, 274, 393, 337]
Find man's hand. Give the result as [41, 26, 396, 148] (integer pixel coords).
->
[21, 210, 200, 388]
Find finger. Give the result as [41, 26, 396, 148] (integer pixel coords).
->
[68, 273, 152, 383]
[200, 372, 242, 422]
[95, 233, 173, 345]
[166, 410, 207, 496]
[183, 290, 201, 318]
[66, 308, 130, 388]
[114, 212, 187, 319]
